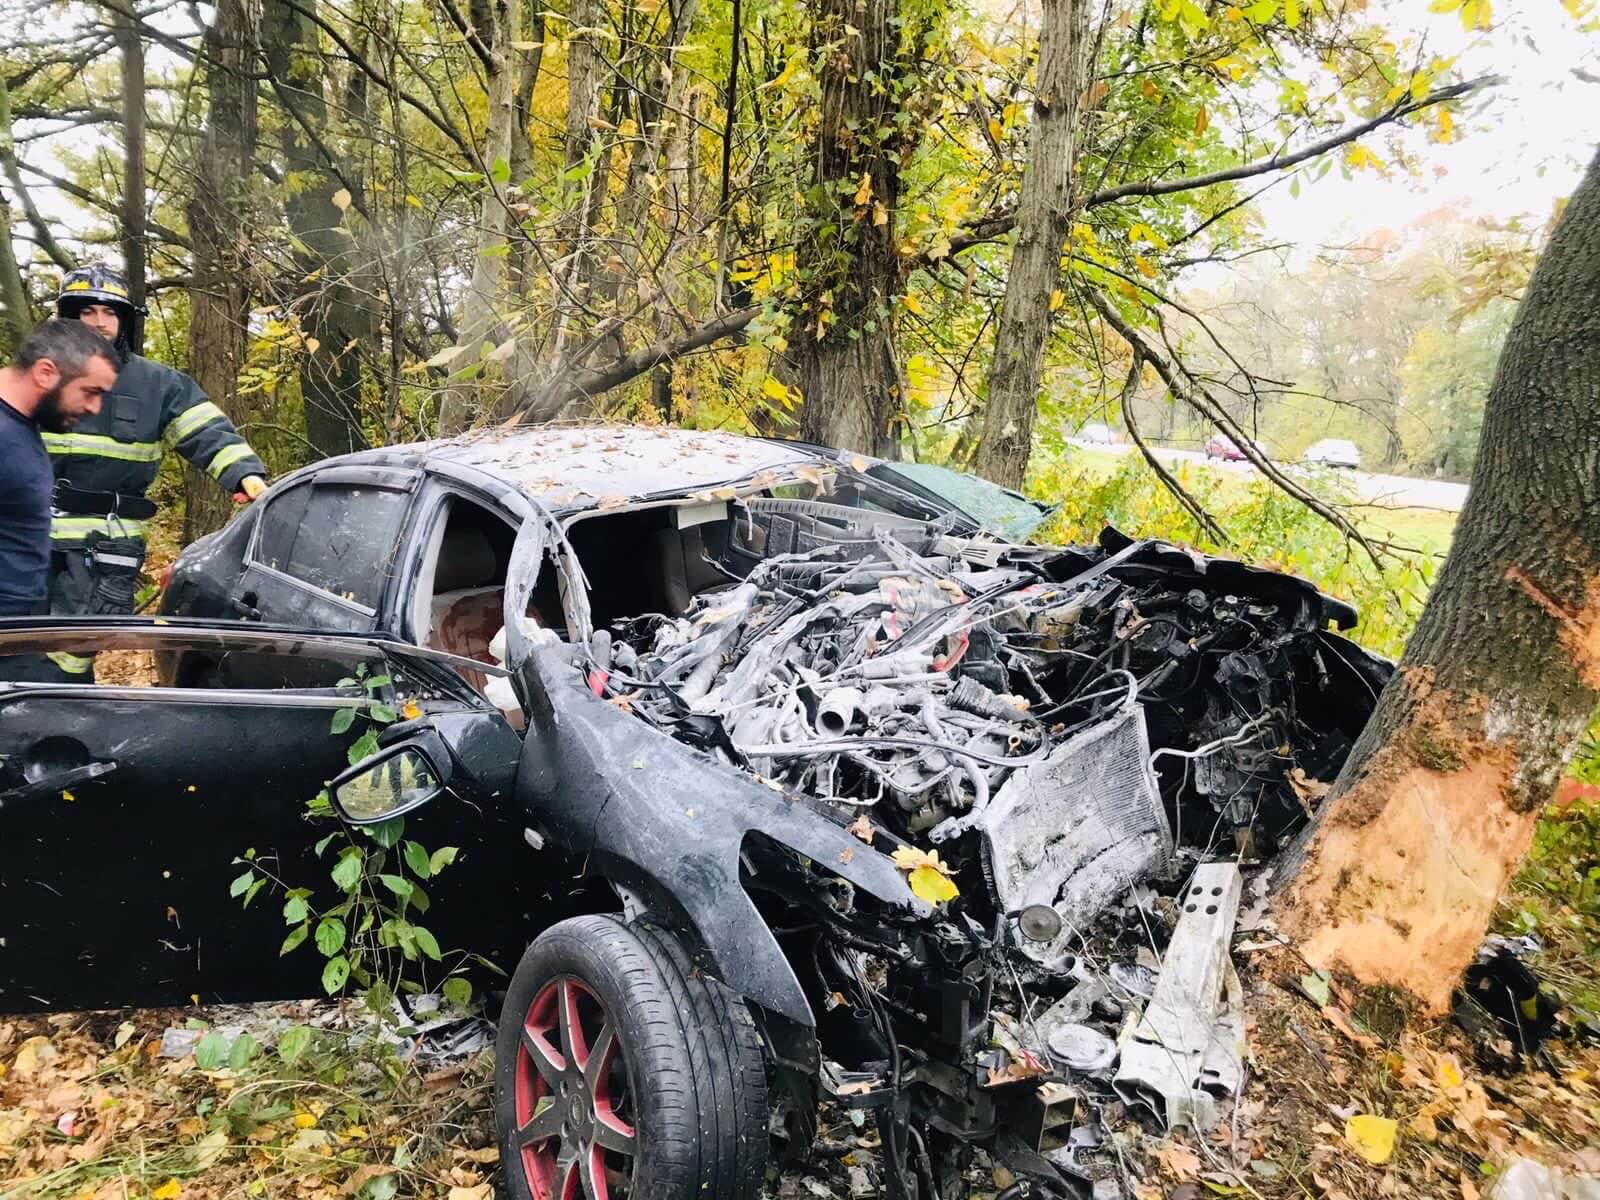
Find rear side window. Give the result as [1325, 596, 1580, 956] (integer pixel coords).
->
[254, 482, 411, 609]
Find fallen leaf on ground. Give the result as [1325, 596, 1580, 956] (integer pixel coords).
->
[1153, 1141, 1203, 1181]
[151, 1180, 182, 1200]
[1344, 1114, 1397, 1164]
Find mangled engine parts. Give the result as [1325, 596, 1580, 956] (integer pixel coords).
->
[608, 533, 1376, 881]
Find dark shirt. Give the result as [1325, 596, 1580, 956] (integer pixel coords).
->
[0, 396, 53, 615]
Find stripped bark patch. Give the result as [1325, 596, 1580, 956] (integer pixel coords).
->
[1277, 705, 1538, 1015]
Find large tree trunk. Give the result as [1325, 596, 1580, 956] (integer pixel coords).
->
[1272, 148, 1600, 1012]
[970, 0, 1091, 487]
[435, 0, 520, 435]
[112, 0, 147, 355]
[791, 0, 911, 458]
[184, 0, 258, 542]
[0, 74, 33, 347]
[264, 0, 371, 459]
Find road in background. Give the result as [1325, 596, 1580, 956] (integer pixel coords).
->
[1070, 440, 1469, 513]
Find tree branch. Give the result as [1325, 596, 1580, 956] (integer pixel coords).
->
[16, 160, 191, 249]
[1084, 77, 1493, 207]
[932, 77, 1494, 264]
[1116, 348, 1231, 545]
[525, 304, 762, 417]
[1088, 288, 1392, 570]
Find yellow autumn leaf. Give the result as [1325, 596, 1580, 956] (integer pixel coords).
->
[853, 172, 873, 207]
[891, 846, 959, 902]
[1049, 290, 1065, 311]
[401, 699, 423, 720]
[1434, 1055, 1464, 1090]
[1134, 254, 1157, 279]
[987, 118, 1004, 144]
[293, 1112, 318, 1129]
[1193, 105, 1209, 135]
[1435, 108, 1455, 143]
[761, 377, 791, 405]
[152, 1181, 182, 1200]
[1459, 0, 1491, 29]
[331, 188, 352, 212]
[908, 866, 959, 904]
[1344, 1114, 1397, 1164]
[902, 292, 925, 316]
[405, 194, 423, 209]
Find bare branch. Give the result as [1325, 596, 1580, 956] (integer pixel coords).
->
[1088, 288, 1393, 570]
[522, 304, 762, 419]
[1116, 349, 1231, 545]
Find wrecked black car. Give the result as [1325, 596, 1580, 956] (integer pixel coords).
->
[1, 426, 1390, 1200]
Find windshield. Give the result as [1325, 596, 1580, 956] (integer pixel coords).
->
[868, 462, 1056, 542]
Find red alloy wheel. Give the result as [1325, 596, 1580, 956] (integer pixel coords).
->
[513, 976, 638, 1200]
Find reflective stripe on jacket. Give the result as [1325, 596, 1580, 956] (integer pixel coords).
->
[46, 354, 265, 545]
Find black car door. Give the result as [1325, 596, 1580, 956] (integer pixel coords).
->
[230, 465, 421, 635]
[0, 624, 525, 1014]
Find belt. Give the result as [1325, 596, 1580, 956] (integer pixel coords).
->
[51, 483, 158, 521]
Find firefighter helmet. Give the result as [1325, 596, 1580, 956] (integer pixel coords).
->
[56, 264, 142, 321]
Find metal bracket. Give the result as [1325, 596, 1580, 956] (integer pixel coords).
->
[1112, 862, 1244, 1131]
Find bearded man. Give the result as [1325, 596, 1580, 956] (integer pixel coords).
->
[0, 319, 118, 627]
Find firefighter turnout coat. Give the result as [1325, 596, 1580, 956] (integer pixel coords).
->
[45, 354, 266, 549]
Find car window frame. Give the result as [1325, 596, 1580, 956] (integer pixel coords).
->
[242, 465, 423, 621]
[400, 481, 522, 645]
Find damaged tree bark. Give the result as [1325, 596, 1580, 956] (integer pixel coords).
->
[1273, 147, 1600, 1012]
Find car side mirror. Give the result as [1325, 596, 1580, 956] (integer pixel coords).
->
[330, 734, 451, 824]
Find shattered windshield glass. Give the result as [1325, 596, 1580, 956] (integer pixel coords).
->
[869, 461, 1057, 541]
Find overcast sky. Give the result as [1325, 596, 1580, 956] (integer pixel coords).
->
[1255, 0, 1600, 246]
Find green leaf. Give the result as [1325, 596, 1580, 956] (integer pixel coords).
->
[442, 977, 473, 1009]
[429, 846, 460, 875]
[378, 874, 413, 903]
[313, 833, 337, 858]
[322, 955, 351, 995]
[315, 917, 346, 956]
[242, 878, 266, 908]
[229, 1032, 260, 1070]
[369, 703, 397, 724]
[347, 729, 380, 766]
[283, 896, 309, 925]
[330, 707, 357, 736]
[366, 816, 405, 848]
[1300, 970, 1332, 1008]
[229, 870, 255, 898]
[364, 675, 392, 691]
[403, 841, 433, 879]
[491, 156, 512, 185]
[357, 1174, 399, 1200]
[195, 1031, 229, 1070]
[281, 923, 310, 956]
[331, 849, 364, 891]
[409, 882, 430, 914]
[277, 1025, 312, 1065]
[412, 924, 442, 961]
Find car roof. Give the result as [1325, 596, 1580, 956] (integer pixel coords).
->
[347, 425, 825, 509]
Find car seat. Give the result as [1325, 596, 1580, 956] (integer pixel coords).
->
[427, 525, 506, 694]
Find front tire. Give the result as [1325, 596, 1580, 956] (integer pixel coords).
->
[495, 915, 769, 1200]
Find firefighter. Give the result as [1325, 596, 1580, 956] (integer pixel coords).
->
[44, 264, 268, 680]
